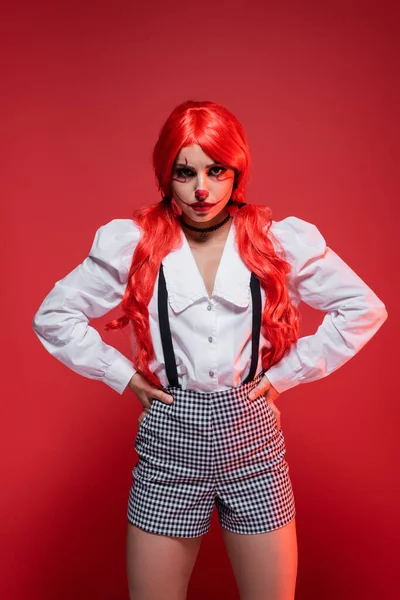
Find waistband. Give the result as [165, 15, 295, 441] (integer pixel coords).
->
[163, 371, 264, 399]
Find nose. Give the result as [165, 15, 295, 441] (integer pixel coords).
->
[195, 189, 209, 199]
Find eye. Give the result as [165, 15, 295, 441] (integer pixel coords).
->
[209, 166, 226, 176]
[175, 167, 194, 178]
[174, 166, 227, 178]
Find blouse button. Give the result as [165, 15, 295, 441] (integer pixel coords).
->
[207, 304, 212, 311]
[209, 370, 214, 378]
[208, 336, 213, 343]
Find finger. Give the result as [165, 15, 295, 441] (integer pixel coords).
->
[247, 376, 271, 401]
[261, 374, 280, 401]
[151, 388, 174, 404]
[273, 413, 281, 431]
[130, 373, 174, 405]
[265, 383, 280, 402]
[138, 409, 148, 423]
[266, 401, 281, 430]
[138, 395, 153, 410]
[275, 412, 281, 431]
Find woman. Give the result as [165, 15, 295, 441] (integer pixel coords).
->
[32, 100, 388, 600]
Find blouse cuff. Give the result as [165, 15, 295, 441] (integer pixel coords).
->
[262, 353, 303, 394]
[102, 356, 137, 395]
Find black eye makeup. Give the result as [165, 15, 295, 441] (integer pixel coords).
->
[174, 166, 227, 178]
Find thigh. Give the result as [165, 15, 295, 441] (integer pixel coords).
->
[221, 517, 298, 600]
[126, 523, 203, 600]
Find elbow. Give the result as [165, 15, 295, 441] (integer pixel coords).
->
[31, 308, 57, 343]
[364, 299, 388, 335]
[32, 311, 41, 333]
[362, 289, 388, 327]
[32, 299, 48, 333]
[344, 298, 388, 344]
[32, 306, 46, 334]
[380, 304, 388, 324]
[373, 300, 388, 326]
[32, 312, 48, 343]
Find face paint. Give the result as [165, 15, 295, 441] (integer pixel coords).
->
[194, 189, 209, 198]
[171, 144, 235, 224]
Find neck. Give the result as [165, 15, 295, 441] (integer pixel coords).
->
[181, 207, 229, 228]
[181, 211, 232, 244]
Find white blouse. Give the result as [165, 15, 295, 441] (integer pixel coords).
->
[32, 215, 388, 396]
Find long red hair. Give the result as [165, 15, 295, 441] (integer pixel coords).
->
[105, 100, 300, 389]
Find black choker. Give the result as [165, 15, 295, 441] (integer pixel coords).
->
[180, 213, 231, 242]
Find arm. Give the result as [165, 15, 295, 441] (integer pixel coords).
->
[263, 216, 388, 394]
[32, 219, 141, 395]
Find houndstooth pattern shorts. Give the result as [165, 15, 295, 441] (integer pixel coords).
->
[127, 372, 296, 538]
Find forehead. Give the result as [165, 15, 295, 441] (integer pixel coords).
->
[174, 144, 213, 165]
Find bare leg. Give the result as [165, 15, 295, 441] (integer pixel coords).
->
[221, 517, 298, 600]
[126, 522, 203, 600]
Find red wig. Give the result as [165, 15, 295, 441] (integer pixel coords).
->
[105, 100, 300, 389]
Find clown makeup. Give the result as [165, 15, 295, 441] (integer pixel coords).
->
[171, 144, 236, 227]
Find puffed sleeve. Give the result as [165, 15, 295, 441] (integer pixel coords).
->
[263, 216, 388, 394]
[32, 218, 142, 395]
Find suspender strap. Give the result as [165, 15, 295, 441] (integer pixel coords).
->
[157, 263, 262, 388]
[242, 272, 262, 384]
[157, 264, 181, 388]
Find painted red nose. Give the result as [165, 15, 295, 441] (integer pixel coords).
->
[195, 189, 209, 199]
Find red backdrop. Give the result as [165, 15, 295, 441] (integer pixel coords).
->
[1, 1, 398, 598]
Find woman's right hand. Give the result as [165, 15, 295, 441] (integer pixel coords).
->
[127, 372, 174, 426]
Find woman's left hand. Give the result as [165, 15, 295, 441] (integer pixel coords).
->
[248, 374, 281, 430]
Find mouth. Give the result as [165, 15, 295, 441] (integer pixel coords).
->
[191, 203, 213, 209]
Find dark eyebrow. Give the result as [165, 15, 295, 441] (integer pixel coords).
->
[175, 162, 224, 168]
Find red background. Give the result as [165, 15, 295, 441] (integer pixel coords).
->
[1, 1, 398, 598]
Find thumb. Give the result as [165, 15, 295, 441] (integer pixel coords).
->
[248, 376, 271, 401]
[152, 387, 174, 404]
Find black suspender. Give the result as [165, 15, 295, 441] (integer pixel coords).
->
[243, 272, 262, 384]
[157, 264, 181, 388]
[157, 263, 262, 388]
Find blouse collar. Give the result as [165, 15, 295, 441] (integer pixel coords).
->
[162, 218, 251, 313]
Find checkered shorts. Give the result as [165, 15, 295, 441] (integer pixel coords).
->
[127, 372, 296, 538]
